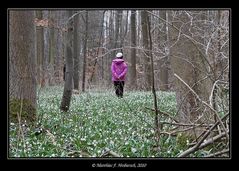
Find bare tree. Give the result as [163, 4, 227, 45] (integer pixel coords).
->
[130, 10, 137, 90]
[167, 11, 227, 135]
[60, 11, 74, 112]
[48, 10, 56, 86]
[81, 11, 88, 92]
[73, 11, 80, 90]
[114, 10, 123, 50]
[158, 10, 169, 91]
[141, 10, 152, 91]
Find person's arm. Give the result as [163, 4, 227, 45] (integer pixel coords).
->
[119, 63, 128, 79]
[111, 62, 119, 79]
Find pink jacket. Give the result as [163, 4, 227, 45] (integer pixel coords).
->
[111, 58, 128, 81]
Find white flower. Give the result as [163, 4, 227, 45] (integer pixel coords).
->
[131, 147, 137, 153]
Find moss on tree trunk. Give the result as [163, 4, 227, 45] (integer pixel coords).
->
[9, 98, 36, 125]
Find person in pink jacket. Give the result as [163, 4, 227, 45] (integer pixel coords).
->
[111, 52, 128, 97]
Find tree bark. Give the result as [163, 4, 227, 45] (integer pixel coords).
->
[9, 10, 37, 124]
[35, 10, 44, 86]
[60, 11, 74, 112]
[81, 11, 88, 92]
[48, 10, 56, 86]
[141, 10, 152, 91]
[114, 10, 122, 50]
[73, 11, 80, 90]
[130, 10, 137, 90]
[159, 10, 169, 91]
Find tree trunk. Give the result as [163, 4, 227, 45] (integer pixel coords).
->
[141, 10, 152, 91]
[130, 10, 137, 89]
[9, 10, 37, 124]
[159, 10, 169, 91]
[60, 11, 74, 112]
[48, 11, 56, 86]
[42, 10, 49, 87]
[89, 11, 106, 84]
[114, 10, 122, 50]
[81, 11, 88, 92]
[35, 10, 44, 86]
[73, 11, 80, 90]
[147, 12, 161, 144]
[168, 11, 213, 130]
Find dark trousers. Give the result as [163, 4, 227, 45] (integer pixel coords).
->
[114, 81, 125, 97]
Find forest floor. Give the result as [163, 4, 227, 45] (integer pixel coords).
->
[9, 86, 214, 158]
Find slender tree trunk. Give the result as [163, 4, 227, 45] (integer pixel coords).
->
[9, 11, 37, 124]
[147, 12, 160, 144]
[89, 11, 106, 84]
[35, 10, 44, 86]
[73, 11, 80, 90]
[130, 10, 137, 89]
[48, 11, 56, 86]
[120, 10, 128, 49]
[159, 10, 169, 91]
[42, 10, 49, 87]
[141, 10, 152, 91]
[60, 11, 74, 112]
[54, 11, 63, 85]
[82, 11, 88, 92]
[114, 10, 122, 50]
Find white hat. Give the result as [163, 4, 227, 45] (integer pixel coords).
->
[116, 52, 123, 58]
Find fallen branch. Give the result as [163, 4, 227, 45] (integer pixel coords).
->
[160, 125, 206, 136]
[191, 113, 229, 144]
[101, 148, 121, 157]
[177, 112, 229, 157]
[160, 121, 212, 127]
[178, 131, 228, 158]
[199, 131, 228, 149]
[68, 150, 90, 157]
[204, 149, 229, 157]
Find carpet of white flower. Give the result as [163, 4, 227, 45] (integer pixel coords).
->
[10, 86, 191, 158]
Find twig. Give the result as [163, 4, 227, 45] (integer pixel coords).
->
[145, 107, 178, 123]
[177, 113, 229, 157]
[209, 80, 220, 108]
[191, 113, 229, 144]
[160, 121, 212, 127]
[204, 149, 229, 157]
[199, 131, 228, 149]
[67, 10, 86, 23]
[16, 98, 26, 154]
[161, 125, 205, 136]
[178, 131, 228, 158]
[174, 73, 229, 142]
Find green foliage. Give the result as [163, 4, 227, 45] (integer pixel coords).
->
[9, 86, 193, 158]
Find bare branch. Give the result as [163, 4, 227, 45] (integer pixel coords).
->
[174, 73, 229, 142]
[204, 149, 229, 157]
[177, 113, 229, 157]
